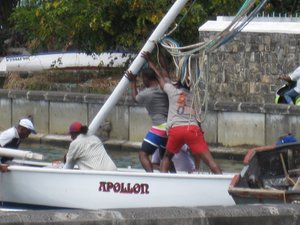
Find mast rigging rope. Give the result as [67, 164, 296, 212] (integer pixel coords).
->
[158, 0, 267, 123]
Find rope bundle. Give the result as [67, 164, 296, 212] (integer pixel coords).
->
[158, 0, 267, 122]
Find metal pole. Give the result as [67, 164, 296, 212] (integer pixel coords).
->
[88, 0, 190, 135]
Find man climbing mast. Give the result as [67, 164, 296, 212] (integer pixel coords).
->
[141, 50, 222, 174]
[88, 0, 190, 135]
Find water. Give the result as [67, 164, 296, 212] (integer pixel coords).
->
[20, 143, 244, 173]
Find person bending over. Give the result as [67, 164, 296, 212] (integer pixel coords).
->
[64, 122, 117, 171]
[126, 67, 171, 172]
[142, 51, 221, 174]
[0, 117, 37, 163]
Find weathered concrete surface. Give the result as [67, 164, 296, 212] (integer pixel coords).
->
[1, 204, 300, 225]
[2, 89, 300, 147]
[217, 112, 265, 146]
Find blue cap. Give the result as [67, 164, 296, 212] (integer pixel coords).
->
[276, 134, 297, 145]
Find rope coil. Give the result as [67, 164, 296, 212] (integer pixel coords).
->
[158, 0, 267, 122]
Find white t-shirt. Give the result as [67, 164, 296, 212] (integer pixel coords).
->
[0, 127, 20, 147]
[64, 134, 117, 171]
[151, 145, 195, 173]
[290, 66, 300, 93]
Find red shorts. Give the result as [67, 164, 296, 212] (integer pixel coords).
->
[166, 125, 208, 154]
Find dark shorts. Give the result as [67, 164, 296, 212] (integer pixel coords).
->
[140, 127, 167, 156]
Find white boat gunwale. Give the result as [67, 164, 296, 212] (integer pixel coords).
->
[7, 164, 234, 180]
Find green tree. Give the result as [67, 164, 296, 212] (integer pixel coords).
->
[0, 0, 20, 54]
[264, 0, 300, 15]
[6, 0, 299, 55]
[8, 0, 207, 53]
[205, 0, 245, 17]
[0, 0, 19, 29]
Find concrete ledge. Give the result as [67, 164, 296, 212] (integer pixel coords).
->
[0, 89, 297, 114]
[23, 135, 248, 160]
[1, 204, 300, 225]
[2, 89, 300, 146]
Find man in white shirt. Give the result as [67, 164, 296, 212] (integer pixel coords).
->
[279, 66, 300, 105]
[0, 118, 37, 163]
[64, 122, 117, 171]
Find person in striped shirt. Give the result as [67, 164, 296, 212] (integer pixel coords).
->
[63, 122, 117, 171]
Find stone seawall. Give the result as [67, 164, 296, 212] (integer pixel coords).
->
[1, 89, 300, 147]
[199, 28, 300, 104]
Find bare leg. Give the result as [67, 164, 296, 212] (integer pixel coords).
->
[199, 151, 222, 174]
[160, 151, 174, 173]
[139, 151, 153, 172]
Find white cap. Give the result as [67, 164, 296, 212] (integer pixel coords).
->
[19, 118, 37, 134]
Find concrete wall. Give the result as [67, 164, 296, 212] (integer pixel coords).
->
[198, 18, 300, 104]
[1, 89, 300, 147]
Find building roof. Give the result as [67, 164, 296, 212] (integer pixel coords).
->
[199, 16, 300, 34]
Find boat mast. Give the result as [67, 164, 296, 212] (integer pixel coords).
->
[88, 0, 190, 135]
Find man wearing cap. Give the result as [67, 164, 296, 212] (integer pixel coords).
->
[64, 121, 117, 171]
[0, 118, 37, 163]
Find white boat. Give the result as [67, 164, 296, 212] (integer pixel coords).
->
[0, 163, 235, 210]
[0, 52, 136, 72]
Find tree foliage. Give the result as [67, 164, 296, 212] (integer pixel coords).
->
[264, 0, 300, 15]
[0, 0, 19, 29]
[0, 0, 20, 54]
[8, 0, 207, 53]
[2, 0, 300, 55]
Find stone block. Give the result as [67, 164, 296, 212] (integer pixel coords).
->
[8, 90, 28, 99]
[0, 98, 11, 130]
[12, 99, 48, 134]
[49, 102, 87, 134]
[85, 93, 107, 104]
[129, 107, 151, 142]
[88, 103, 129, 141]
[218, 112, 265, 146]
[202, 111, 218, 144]
[108, 105, 129, 140]
[264, 114, 300, 144]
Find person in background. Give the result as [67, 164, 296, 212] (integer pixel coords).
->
[64, 122, 117, 171]
[142, 51, 221, 174]
[275, 133, 297, 145]
[0, 117, 37, 163]
[253, 133, 298, 151]
[279, 66, 300, 105]
[151, 144, 195, 173]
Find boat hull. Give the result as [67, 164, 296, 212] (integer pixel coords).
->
[228, 186, 300, 204]
[228, 142, 300, 204]
[0, 52, 135, 72]
[0, 165, 235, 210]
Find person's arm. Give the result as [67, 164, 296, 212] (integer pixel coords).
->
[63, 144, 76, 169]
[278, 74, 292, 82]
[125, 70, 138, 102]
[63, 156, 75, 169]
[141, 51, 170, 89]
[0, 164, 8, 172]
